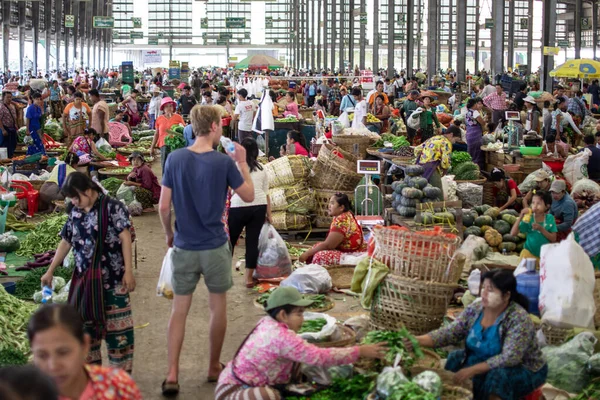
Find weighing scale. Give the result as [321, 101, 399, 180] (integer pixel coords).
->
[354, 159, 385, 227]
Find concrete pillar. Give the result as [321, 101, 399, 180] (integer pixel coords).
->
[359, 0, 365, 70]
[293, 0, 299, 70]
[541, 0, 557, 91]
[426, 0, 438, 79]
[527, 0, 534, 74]
[65, 0, 70, 73]
[406, 0, 414, 75]
[299, 0, 304, 69]
[32, 2, 40, 75]
[330, 0, 336, 72]
[417, 0, 422, 70]
[316, 0, 321, 69]
[593, 0, 598, 60]
[474, 0, 480, 72]
[490, 0, 504, 76]
[386, 0, 394, 78]
[96, 0, 102, 70]
[45, 0, 51, 73]
[339, 0, 344, 73]
[310, 0, 315, 70]
[507, 1, 515, 70]
[436, 0, 441, 72]
[322, 0, 327, 70]
[348, 0, 354, 71]
[18, 2, 26, 76]
[372, 0, 379, 73]
[448, 0, 453, 70]
[574, 0, 583, 60]
[86, 0, 92, 69]
[56, 0, 62, 72]
[79, 2, 85, 68]
[456, 0, 467, 81]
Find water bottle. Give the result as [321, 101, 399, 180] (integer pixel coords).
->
[41, 285, 53, 304]
[220, 137, 235, 154]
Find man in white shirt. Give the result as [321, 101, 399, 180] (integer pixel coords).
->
[351, 88, 367, 129]
[479, 78, 496, 99]
[233, 88, 256, 142]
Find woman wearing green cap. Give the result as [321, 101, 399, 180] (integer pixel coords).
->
[214, 286, 388, 400]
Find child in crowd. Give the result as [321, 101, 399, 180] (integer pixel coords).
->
[510, 190, 557, 268]
[215, 287, 387, 400]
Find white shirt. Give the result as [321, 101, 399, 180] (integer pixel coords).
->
[148, 96, 161, 116]
[352, 100, 368, 129]
[480, 84, 496, 99]
[230, 168, 269, 208]
[235, 100, 257, 131]
[366, 89, 378, 104]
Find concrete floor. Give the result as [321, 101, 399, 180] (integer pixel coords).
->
[126, 161, 363, 399]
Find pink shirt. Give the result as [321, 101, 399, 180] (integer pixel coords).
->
[283, 102, 299, 118]
[218, 317, 360, 387]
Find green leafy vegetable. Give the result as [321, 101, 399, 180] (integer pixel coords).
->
[102, 177, 124, 196]
[450, 151, 472, 170]
[288, 374, 378, 400]
[298, 318, 327, 334]
[0, 348, 28, 367]
[164, 133, 186, 150]
[363, 329, 424, 368]
[388, 381, 437, 400]
[373, 134, 411, 150]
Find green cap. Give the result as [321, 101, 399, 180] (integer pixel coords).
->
[265, 287, 314, 311]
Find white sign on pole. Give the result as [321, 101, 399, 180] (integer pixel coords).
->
[143, 50, 162, 64]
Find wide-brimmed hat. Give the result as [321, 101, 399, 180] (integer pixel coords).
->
[128, 151, 146, 163]
[534, 170, 550, 182]
[524, 96, 536, 105]
[160, 96, 177, 111]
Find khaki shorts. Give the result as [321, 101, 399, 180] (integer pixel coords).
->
[171, 243, 233, 295]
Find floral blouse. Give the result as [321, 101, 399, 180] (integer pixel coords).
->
[414, 135, 453, 170]
[58, 364, 142, 400]
[60, 197, 131, 290]
[330, 211, 365, 252]
[429, 301, 546, 372]
[219, 316, 360, 387]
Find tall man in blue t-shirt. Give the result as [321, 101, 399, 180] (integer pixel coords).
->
[158, 104, 254, 396]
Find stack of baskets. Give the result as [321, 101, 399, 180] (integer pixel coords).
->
[332, 134, 371, 159]
[310, 144, 362, 228]
[370, 226, 463, 335]
[264, 155, 313, 231]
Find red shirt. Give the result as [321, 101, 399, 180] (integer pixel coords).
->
[293, 142, 309, 157]
[132, 164, 161, 201]
[492, 178, 521, 197]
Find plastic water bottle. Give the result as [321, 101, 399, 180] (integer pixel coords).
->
[41, 285, 53, 304]
[220, 137, 235, 154]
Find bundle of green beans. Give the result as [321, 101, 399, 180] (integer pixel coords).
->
[16, 214, 68, 257]
[0, 284, 39, 355]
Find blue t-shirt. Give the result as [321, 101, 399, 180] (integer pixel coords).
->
[162, 149, 244, 250]
[26, 104, 43, 133]
[183, 125, 194, 147]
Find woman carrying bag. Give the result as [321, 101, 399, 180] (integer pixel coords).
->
[41, 172, 136, 373]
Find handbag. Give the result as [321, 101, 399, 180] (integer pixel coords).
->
[407, 108, 423, 130]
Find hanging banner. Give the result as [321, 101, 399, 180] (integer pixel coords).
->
[93, 16, 114, 28]
[143, 50, 162, 64]
[132, 17, 142, 29]
[201, 18, 209, 29]
[169, 61, 181, 80]
[65, 15, 74, 28]
[543, 46, 560, 56]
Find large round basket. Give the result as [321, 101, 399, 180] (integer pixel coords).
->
[366, 147, 397, 160]
[310, 144, 362, 191]
[372, 226, 463, 283]
[332, 135, 371, 159]
[310, 324, 356, 348]
[313, 189, 354, 228]
[411, 349, 443, 369]
[98, 167, 133, 179]
[264, 155, 312, 188]
[370, 275, 458, 335]
[271, 212, 310, 231]
[324, 264, 355, 289]
[540, 322, 572, 346]
[117, 148, 151, 155]
[442, 384, 473, 400]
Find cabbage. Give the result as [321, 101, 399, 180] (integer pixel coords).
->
[413, 371, 443, 396]
[59, 280, 71, 294]
[33, 290, 44, 303]
[52, 291, 69, 304]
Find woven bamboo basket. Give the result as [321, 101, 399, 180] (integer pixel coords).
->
[310, 144, 363, 191]
[482, 181, 495, 206]
[311, 324, 356, 348]
[442, 384, 473, 400]
[540, 322, 573, 346]
[372, 226, 463, 284]
[332, 134, 371, 159]
[271, 212, 310, 231]
[313, 189, 355, 228]
[324, 265, 355, 289]
[370, 275, 457, 335]
[366, 147, 397, 160]
[269, 183, 314, 213]
[264, 155, 312, 188]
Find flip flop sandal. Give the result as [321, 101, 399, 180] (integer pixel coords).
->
[161, 380, 180, 396]
[207, 362, 225, 383]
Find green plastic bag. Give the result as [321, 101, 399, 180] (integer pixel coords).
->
[351, 257, 389, 309]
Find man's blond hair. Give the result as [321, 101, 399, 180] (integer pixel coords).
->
[190, 105, 221, 137]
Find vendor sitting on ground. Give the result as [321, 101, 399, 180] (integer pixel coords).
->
[123, 151, 160, 212]
[407, 269, 548, 400]
[299, 193, 366, 265]
[215, 286, 387, 400]
[542, 134, 567, 159]
[489, 168, 521, 212]
[414, 127, 461, 191]
[522, 170, 552, 208]
[549, 179, 578, 242]
[510, 190, 557, 266]
[39, 152, 79, 211]
[69, 128, 108, 164]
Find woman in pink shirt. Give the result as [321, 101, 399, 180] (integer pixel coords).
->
[283, 91, 300, 118]
[286, 130, 309, 157]
[214, 287, 387, 400]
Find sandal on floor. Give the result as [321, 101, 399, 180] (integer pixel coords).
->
[245, 278, 259, 288]
[207, 362, 225, 383]
[161, 380, 180, 396]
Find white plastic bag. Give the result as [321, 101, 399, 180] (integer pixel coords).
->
[467, 269, 482, 295]
[407, 109, 422, 130]
[254, 224, 292, 279]
[563, 148, 590, 185]
[376, 354, 409, 397]
[96, 137, 112, 153]
[156, 249, 174, 299]
[116, 183, 135, 205]
[441, 175, 458, 201]
[299, 312, 337, 342]
[338, 111, 350, 128]
[127, 197, 143, 216]
[539, 233, 596, 329]
[280, 264, 332, 294]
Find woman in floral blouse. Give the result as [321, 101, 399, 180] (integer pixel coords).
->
[407, 269, 547, 400]
[299, 193, 366, 265]
[214, 287, 387, 400]
[28, 304, 142, 400]
[41, 172, 136, 373]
